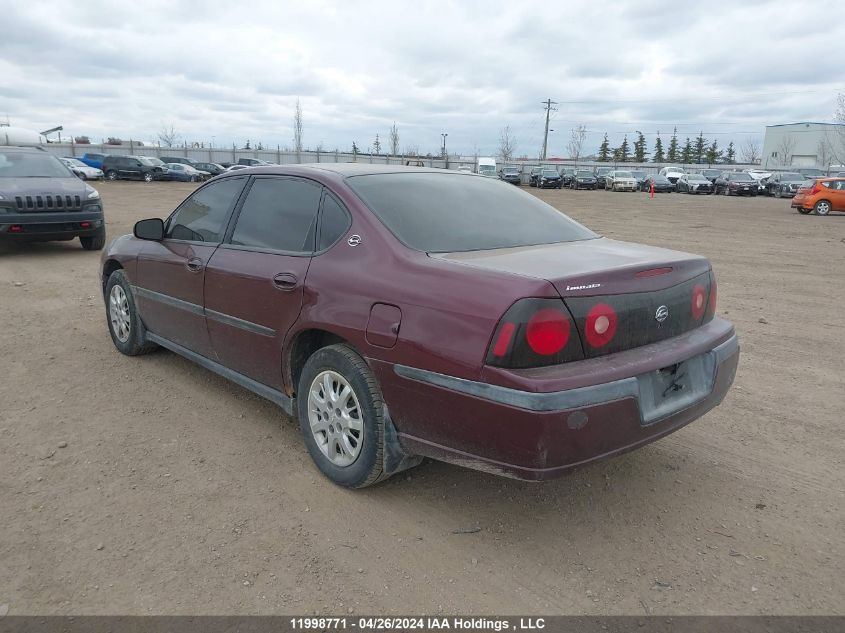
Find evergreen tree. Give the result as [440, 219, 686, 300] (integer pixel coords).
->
[633, 131, 648, 163]
[667, 127, 679, 162]
[351, 141, 359, 158]
[681, 137, 693, 164]
[705, 140, 722, 166]
[372, 133, 381, 155]
[618, 135, 630, 162]
[653, 133, 665, 163]
[726, 142, 736, 164]
[597, 133, 611, 162]
[694, 132, 707, 164]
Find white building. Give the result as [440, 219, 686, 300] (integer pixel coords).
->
[761, 122, 844, 170]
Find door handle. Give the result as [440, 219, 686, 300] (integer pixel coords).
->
[272, 273, 299, 291]
[185, 257, 204, 273]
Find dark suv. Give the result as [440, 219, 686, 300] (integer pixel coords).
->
[102, 155, 167, 182]
[0, 146, 105, 249]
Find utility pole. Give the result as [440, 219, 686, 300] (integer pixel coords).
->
[541, 98, 557, 160]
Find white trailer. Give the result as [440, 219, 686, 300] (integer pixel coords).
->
[0, 126, 47, 146]
[477, 156, 496, 177]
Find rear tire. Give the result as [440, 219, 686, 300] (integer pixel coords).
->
[143, 172, 154, 182]
[814, 200, 832, 216]
[105, 170, 118, 181]
[297, 344, 389, 488]
[80, 227, 106, 251]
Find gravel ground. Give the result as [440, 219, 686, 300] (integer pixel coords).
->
[0, 180, 843, 615]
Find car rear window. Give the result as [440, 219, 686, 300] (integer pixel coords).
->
[346, 172, 597, 253]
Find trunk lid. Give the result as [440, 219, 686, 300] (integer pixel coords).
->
[433, 237, 714, 358]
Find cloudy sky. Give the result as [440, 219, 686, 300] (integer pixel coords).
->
[1, 0, 843, 158]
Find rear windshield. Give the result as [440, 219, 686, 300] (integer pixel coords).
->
[346, 172, 598, 253]
[0, 151, 74, 178]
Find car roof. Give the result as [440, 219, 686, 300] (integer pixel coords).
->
[215, 163, 466, 178]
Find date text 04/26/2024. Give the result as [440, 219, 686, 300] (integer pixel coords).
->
[290, 617, 546, 630]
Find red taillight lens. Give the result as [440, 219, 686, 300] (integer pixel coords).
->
[691, 284, 707, 321]
[584, 303, 618, 348]
[811, 184, 821, 195]
[706, 273, 717, 320]
[486, 298, 584, 368]
[526, 308, 570, 355]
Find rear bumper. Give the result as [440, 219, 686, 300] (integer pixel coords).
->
[375, 319, 739, 480]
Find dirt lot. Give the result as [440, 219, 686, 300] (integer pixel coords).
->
[1, 181, 843, 616]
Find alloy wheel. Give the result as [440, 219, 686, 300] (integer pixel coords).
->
[307, 370, 363, 467]
[109, 284, 131, 343]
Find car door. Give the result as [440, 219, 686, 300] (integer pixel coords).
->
[134, 177, 248, 358]
[204, 176, 327, 387]
[832, 180, 845, 211]
[203, 175, 327, 388]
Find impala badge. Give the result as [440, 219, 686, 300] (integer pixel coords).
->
[655, 305, 669, 323]
[347, 234, 362, 247]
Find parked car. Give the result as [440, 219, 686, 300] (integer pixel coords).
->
[594, 166, 612, 188]
[764, 172, 806, 198]
[79, 153, 106, 169]
[714, 172, 758, 196]
[100, 164, 738, 487]
[160, 156, 196, 166]
[528, 167, 544, 187]
[457, 166, 473, 173]
[102, 155, 168, 182]
[570, 169, 597, 190]
[0, 146, 105, 249]
[62, 157, 105, 180]
[676, 173, 714, 194]
[745, 170, 770, 194]
[193, 162, 227, 177]
[237, 158, 274, 166]
[605, 170, 637, 192]
[559, 167, 576, 187]
[536, 168, 563, 189]
[225, 164, 250, 172]
[798, 168, 825, 180]
[790, 178, 845, 216]
[642, 174, 675, 193]
[165, 163, 210, 182]
[498, 165, 521, 185]
[701, 168, 722, 184]
[405, 160, 425, 167]
[629, 170, 647, 191]
[658, 166, 686, 184]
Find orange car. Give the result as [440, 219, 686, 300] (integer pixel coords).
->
[791, 177, 845, 215]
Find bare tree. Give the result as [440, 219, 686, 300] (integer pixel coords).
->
[741, 137, 761, 164]
[404, 144, 419, 157]
[293, 99, 303, 162]
[817, 138, 832, 171]
[829, 92, 845, 166]
[566, 124, 587, 163]
[158, 123, 180, 148]
[498, 125, 517, 161]
[389, 122, 400, 156]
[775, 134, 797, 167]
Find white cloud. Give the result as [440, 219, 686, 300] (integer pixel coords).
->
[1, 0, 842, 156]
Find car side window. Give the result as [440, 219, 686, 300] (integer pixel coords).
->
[318, 193, 351, 251]
[230, 177, 322, 253]
[166, 177, 245, 243]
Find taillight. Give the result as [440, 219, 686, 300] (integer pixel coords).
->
[486, 298, 584, 368]
[584, 303, 618, 348]
[811, 184, 821, 195]
[691, 284, 707, 321]
[705, 272, 717, 321]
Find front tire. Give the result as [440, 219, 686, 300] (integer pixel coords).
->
[104, 270, 157, 356]
[143, 172, 154, 182]
[105, 170, 118, 181]
[297, 344, 388, 488]
[80, 227, 106, 251]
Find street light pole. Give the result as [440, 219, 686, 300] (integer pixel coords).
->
[441, 133, 449, 168]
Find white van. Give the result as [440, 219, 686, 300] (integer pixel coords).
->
[477, 157, 497, 177]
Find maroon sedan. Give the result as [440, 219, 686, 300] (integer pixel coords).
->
[100, 164, 739, 488]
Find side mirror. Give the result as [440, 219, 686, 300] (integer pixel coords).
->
[134, 218, 164, 241]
